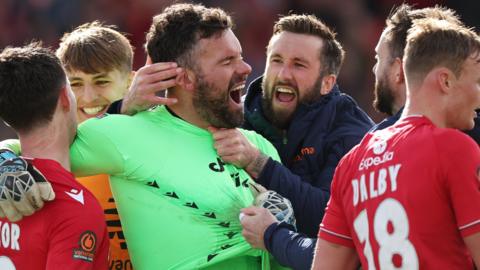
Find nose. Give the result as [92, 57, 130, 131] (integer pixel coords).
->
[82, 84, 99, 103]
[238, 59, 252, 76]
[278, 65, 293, 81]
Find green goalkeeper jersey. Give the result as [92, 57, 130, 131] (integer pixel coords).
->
[69, 106, 283, 270]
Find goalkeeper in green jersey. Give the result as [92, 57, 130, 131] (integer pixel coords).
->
[0, 3, 292, 270]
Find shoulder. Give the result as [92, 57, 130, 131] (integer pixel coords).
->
[78, 113, 136, 130]
[432, 128, 479, 156]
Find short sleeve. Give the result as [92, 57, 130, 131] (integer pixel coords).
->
[45, 204, 109, 269]
[439, 131, 480, 237]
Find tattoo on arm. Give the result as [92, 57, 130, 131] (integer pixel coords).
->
[246, 152, 269, 178]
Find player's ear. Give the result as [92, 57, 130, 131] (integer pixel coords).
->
[58, 86, 72, 112]
[393, 57, 404, 84]
[176, 68, 195, 92]
[436, 67, 455, 95]
[320, 74, 337, 95]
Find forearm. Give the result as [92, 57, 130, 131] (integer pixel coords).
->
[245, 150, 269, 178]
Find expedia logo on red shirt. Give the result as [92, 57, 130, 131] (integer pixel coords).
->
[359, 140, 394, 171]
[73, 231, 97, 262]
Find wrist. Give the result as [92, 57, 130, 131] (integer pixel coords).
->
[245, 150, 268, 178]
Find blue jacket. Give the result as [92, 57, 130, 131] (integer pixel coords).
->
[244, 77, 373, 237]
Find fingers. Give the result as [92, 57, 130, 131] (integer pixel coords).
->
[12, 181, 35, 216]
[0, 192, 22, 222]
[139, 62, 178, 75]
[38, 182, 55, 201]
[142, 67, 182, 85]
[241, 206, 263, 216]
[147, 77, 178, 94]
[249, 182, 268, 195]
[210, 128, 237, 141]
[145, 96, 178, 106]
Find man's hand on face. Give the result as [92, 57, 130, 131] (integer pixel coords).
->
[240, 206, 277, 250]
[0, 149, 55, 222]
[121, 62, 182, 115]
[209, 127, 268, 178]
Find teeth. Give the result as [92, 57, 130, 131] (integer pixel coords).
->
[83, 106, 105, 115]
[231, 84, 245, 92]
[276, 88, 294, 94]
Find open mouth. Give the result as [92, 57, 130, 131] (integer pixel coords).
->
[275, 87, 296, 102]
[81, 105, 108, 116]
[229, 84, 245, 104]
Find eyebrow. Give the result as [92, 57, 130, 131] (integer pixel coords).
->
[270, 53, 309, 64]
[92, 73, 109, 79]
[217, 55, 236, 64]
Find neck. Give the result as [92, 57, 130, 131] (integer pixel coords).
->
[166, 91, 210, 129]
[392, 85, 407, 115]
[402, 86, 446, 128]
[19, 122, 72, 171]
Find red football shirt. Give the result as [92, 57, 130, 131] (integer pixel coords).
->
[0, 158, 109, 270]
[319, 116, 480, 269]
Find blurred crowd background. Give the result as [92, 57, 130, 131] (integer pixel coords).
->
[1, 0, 479, 140]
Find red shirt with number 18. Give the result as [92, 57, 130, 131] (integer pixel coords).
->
[319, 116, 480, 270]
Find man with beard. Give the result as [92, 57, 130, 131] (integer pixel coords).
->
[313, 17, 480, 269]
[99, 13, 373, 270]
[0, 3, 287, 269]
[371, 3, 480, 144]
[236, 6, 472, 270]
[68, 4, 288, 269]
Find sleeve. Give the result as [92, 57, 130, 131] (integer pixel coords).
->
[264, 222, 315, 270]
[256, 136, 360, 237]
[440, 132, 480, 237]
[45, 205, 109, 269]
[318, 157, 355, 248]
[70, 118, 125, 177]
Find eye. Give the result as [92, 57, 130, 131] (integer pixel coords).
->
[270, 57, 282, 64]
[294, 62, 306, 68]
[70, 82, 82, 88]
[96, 80, 110, 86]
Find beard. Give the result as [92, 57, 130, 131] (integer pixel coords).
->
[373, 75, 395, 116]
[261, 75, 323, 129]
[192, 72, 244, 128]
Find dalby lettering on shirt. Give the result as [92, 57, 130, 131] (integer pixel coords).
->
[352, 164, 401, 206]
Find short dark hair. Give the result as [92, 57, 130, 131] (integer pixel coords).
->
[0, 42, 66, 132]
[404, 18, 480, 83]
[271, 14, 345, 76]
[57, 21, 134, 74]
[384, 4, 461, 60]
[146, 3, 232, 69]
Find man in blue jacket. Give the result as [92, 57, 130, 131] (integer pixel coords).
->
[239, 4, 476, 270]
[211, 13, 373, 269]
[235, 14, 373, 237]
